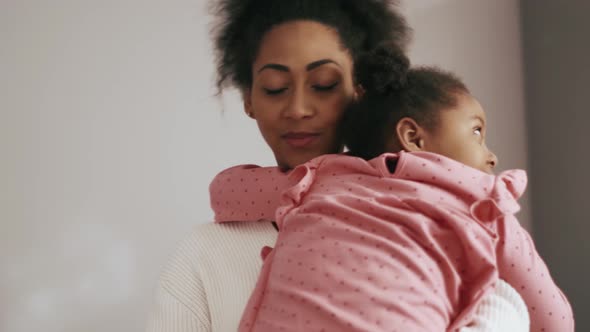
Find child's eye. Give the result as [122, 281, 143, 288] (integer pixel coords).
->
[473, 127, 482, 136]
[263, 87, 287, 95]
[313, 81, 340, 92]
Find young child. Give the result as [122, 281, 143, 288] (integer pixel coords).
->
[209, 45, 574, 332]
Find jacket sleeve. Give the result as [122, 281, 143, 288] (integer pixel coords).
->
[495, 216, 575, 332]
[209, 164, 291, 223]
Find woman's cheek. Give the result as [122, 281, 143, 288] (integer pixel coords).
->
[253, 97, 282, 121]
[325, 93, 349, 117]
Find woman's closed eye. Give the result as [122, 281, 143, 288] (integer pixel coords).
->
[263, 87, 288, 95]
[312, 81, 340, 92]
[262, 81, 339, 95]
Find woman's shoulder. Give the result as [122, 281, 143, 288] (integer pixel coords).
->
[161, 221, 277, 277]
[188, 220, 278, 251]
[156, 221, 278, 309]
[148, 221, 278, 330]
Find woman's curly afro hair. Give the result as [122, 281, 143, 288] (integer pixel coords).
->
[211, 0, 411, 93]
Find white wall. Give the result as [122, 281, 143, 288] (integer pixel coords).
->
[0, 1, 527, 331]
[405, 0, 530, 228]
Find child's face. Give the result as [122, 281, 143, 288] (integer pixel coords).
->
[423, 94, 498, 174]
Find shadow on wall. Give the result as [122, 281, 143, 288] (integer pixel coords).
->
[520, 0, 590, 330]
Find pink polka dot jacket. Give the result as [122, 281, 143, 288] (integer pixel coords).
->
[210, 151, 574, 332]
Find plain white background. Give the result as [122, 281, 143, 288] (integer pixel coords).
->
[0, 1, 529, 331]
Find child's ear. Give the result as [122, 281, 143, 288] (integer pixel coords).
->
[396, 117, 426, 152]
[242, 89, 255, 119]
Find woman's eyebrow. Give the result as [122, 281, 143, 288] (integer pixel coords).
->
[257, 63, 289, 73]
[257, 59, 340, 74]
[306, 59, 340, 71]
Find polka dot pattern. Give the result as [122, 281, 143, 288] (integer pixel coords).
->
[210, 164, 293, 223]
[210, 151, 573, 332]
[495, 215, 574, 331]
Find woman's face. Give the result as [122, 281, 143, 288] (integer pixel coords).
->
[244, 20, 359, 170]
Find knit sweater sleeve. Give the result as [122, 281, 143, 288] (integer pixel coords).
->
[146, 233, 211, 332]
[459, 279, 529, 332]
[146, 281, 209, 332]
[146, 221, 279, 332]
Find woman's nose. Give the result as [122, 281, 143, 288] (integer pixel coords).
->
[283, 89, 314, 119]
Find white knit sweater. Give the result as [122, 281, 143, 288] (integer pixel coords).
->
[146, 221, 529, 332]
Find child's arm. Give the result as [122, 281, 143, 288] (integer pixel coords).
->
[209, 164, 291, 222]
[468, 169, 574, 330]
[496, 215, 575, 332]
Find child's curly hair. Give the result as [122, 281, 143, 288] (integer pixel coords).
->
[211, 0, 411, 93]
[344, 44, 470, 160]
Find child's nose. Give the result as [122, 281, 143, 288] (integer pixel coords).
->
[488, 152, 498, 168]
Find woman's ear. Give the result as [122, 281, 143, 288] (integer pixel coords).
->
[242, 89, 255, 119]
[353, 84, 365, 101]
[396, 117, 426, 152]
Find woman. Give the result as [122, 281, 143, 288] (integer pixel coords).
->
[146, 1, 530, 331]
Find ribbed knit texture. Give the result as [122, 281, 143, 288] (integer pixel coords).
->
[146, 221, 277, 332]
[146, 221, 530, 331]
[460, 280, 530, 331]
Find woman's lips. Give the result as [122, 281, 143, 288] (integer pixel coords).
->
[282, 132, 320, 148]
